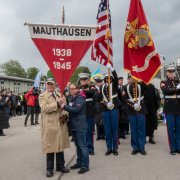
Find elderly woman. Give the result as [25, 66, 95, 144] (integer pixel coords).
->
[60, 83, 89, 174]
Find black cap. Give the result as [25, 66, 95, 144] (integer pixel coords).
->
[93, 76, 103, 83]
[127, 73, 131, 79]
[78, 73, 90, 80]
[118, 77, 123, 80]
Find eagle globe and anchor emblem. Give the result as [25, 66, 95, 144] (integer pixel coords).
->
[125, 18, 158, 72]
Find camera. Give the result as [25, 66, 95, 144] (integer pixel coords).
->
[32, 87, 39, 95]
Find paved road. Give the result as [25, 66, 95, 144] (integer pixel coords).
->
[0, 115, 180, 180]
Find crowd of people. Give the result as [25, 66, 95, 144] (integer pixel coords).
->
[0, 88, 41, 136]
[0, 63, 180, 178]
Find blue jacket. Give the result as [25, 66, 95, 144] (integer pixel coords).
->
[63, 94, 87, 131]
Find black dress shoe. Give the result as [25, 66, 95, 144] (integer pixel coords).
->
[70, 164, 81, 170]
[0, 133, 6, 136]
[105, 150, 112, 156]
[132, 150, 138, 155]
[176, 150, 180, 154]
[89, 151, 95, 155]
[101, 136, 105, 140]
[31, 123, 36, 125]
[57, 167, 70, 173]
[112, 150, 118, 156]
[78, 168, 89, 174]
[140, 150, 147, 155]
[120, 135, 126, 139]
[149, 138, 156, 144]
[46, 171, 53, 177]
[170, 151, 176, 155]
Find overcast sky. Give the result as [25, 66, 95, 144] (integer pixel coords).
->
[0, 0, 180, 76]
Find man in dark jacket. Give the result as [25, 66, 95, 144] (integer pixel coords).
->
[117, 77, 128, 139]
[93, 76, 105, 140]
[144, 83, 159, 144]
[0, 89, 10, 136]
[61, 83, 89, 174]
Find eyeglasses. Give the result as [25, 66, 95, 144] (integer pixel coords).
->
[70, 88, 77, 91]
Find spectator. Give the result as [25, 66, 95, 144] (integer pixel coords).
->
[34, 95, 41, 124]
[24, 87, 38, 126]
[0, 90, 10, 136]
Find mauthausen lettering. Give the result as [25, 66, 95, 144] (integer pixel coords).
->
[33, 26, 92, 36]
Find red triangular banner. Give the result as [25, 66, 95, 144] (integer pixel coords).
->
[27, 23, 96, 91]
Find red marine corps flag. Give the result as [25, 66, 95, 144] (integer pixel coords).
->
[91, 0, 113, 66]
[124, 0, 161, 83]
[26, 23, 96, 91]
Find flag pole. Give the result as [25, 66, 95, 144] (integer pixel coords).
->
[62, 5, 65, 24]
[134, 0, 140, 102]
[105, 0, 111, 102]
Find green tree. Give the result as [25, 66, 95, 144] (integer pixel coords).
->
[70, 66, 91, 83]
[46, 70, 54, 78]
[27, 67, 39, 79]
[0, 59, 27, 78]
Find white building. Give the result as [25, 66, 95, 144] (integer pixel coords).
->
[0, 75, 45, 94]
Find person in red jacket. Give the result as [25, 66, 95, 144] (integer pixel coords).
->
[24, 87, 38, 126]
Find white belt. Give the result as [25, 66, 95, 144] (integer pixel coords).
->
[128, 96, 144, 102]
[86, 98, 93, 102]
[103, 94, 118, 102]
[112, 94, 118, 98]
[165, 95, 180, 99]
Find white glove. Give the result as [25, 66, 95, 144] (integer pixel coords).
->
[107, 102, 113, 109]
[134, 103, 141, 111]
[177, 84, 180, 90]
[106, 63, 114, 72]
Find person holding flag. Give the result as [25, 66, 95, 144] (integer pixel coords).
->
[123, 0, 161, 155]
[91, 0, 121, 155]
[91, 0, 120, 156]
[123, 75, 147, 155]
[99, 65, 121, 156]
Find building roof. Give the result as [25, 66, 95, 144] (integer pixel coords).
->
[0, 75, 34, 83]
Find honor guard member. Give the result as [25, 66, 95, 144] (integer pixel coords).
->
[93, 76, 105, 140]
[99, 64, 121, 156]
[123, 75, 147, 155]
[117, 77, 128, 139]
[78, 73, 98, 155]
[160, 65, 180, 155]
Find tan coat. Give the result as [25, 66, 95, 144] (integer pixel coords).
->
[39, 91, 70, 154]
